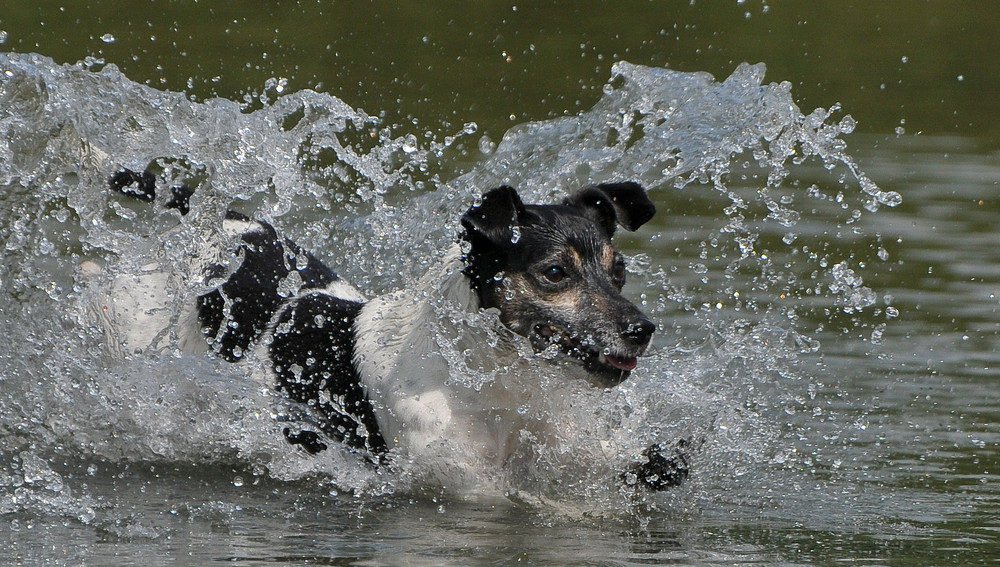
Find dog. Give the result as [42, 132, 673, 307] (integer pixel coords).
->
[104, 168, 688, 492]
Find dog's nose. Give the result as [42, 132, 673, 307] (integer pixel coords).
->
[621, 318, 655, 347]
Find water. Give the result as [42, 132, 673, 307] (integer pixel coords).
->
[0, 46, 997, 565]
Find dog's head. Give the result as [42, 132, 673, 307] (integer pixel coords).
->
[461, 182, 657, 387]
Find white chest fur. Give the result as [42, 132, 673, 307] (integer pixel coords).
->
[353, 246, 588, 474]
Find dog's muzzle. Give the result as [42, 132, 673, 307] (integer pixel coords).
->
[532, 318, 655, 387]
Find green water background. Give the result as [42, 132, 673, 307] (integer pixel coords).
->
[2, 1, 994, 146]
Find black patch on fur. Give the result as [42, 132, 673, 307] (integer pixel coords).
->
[283, 427, 329, 454]
[459, 185, 527, 304]
[269, 292, 386, 454]
[198, 212, 338, 361]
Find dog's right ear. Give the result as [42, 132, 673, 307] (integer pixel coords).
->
[460, 185, 526, 246]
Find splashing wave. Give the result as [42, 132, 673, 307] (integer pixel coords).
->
[0, 51, 894, 520]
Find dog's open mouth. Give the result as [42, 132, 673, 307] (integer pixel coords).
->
[532, 324, 639, 386]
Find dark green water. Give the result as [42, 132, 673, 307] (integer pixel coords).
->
[2, 2, 999, 565]
[4, 1, 998, 143]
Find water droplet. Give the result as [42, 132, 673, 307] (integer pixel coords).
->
[232, 476, 245, 487]
[100, 33, 116, 44]
[870, 323, 886, 345]
[401, 134, 418, 154]
[478, 135, 496, 155]
[838, 114, 856, 134]
[879, 191, 902, 207]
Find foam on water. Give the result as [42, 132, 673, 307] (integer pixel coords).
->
[0, 52, 896, 527]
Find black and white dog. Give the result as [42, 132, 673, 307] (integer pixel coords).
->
[103, 169, 687, 491]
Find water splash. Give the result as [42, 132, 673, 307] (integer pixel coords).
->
[0, 52, 893, 519]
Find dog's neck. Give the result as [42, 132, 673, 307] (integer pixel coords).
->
[354, 243, 515, 388]
[434, 244, 482, 313]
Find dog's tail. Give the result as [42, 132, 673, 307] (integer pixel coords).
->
[110, 168, 195, 215]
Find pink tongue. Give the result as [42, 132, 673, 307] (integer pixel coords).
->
[605, 354, 637, 371]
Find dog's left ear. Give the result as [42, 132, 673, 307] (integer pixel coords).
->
[565, 181, 656, 236]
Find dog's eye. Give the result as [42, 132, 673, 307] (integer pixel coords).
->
[541, 265, 566, 283]
[612, 259, 626, 283]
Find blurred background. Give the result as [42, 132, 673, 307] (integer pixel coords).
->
[2, 1, 996, 146]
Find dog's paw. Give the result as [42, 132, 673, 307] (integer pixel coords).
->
[623, 440, 689, 491]
[283, 427, 328, 454]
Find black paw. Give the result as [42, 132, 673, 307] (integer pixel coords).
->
[625, 440, 689, 491]
[283, 427, 328, 454]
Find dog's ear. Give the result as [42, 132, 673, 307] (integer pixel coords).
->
[565, 181, 656, 236]
[461, 185, 526, 245]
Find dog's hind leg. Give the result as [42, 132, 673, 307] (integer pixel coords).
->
[107, 168, 380, 458]
[268, 290, 387, 456]
[109, 168, 360, 361]
[193, 212, 341, 360]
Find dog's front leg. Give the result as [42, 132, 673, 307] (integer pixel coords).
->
[622, 440, 690, 491]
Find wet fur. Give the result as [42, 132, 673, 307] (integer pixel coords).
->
[103, 170, 688, 491]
